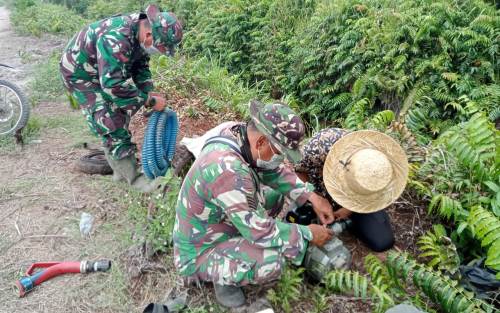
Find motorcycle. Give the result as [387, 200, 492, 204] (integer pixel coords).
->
[0, 63, 30, 136]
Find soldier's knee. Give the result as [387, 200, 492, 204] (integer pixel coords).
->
[253, 251, 285, 283]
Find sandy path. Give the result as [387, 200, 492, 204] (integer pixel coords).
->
[0, 6, 64, 86]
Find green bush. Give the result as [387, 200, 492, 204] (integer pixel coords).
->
[11, 0, 87, 36]
[85, 0, 145, 20]
[177, 0, 499, 134]
[181, 0, 316, 90]
[415, 104, 499, 271]
[46, 0, 92, 14]
[267, 266, 305, 313]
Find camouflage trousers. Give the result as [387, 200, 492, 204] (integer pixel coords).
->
[65, 86, 135, 160]
[191, 188, 291, 287]
[194, 237, 285, 287]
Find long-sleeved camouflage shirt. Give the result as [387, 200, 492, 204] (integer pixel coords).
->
[60, 13, 153, 114]
[173, 124, 314, 276]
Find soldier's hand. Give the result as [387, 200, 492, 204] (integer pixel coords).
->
[308, 224, 334, 247]
[308, 193, 335, 225]
[147, 94, 167, 111]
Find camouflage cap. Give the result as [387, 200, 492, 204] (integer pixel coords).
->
[250, 100, 305, 163]
[145, 5, 183, 55]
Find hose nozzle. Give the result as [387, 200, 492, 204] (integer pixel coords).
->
[81, 259, 112, 273]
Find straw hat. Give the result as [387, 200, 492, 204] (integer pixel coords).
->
[323, 130, 409, 214]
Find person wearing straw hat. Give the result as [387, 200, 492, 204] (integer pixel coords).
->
[295, 128, 409, 252]
[173, 100, 336, 308]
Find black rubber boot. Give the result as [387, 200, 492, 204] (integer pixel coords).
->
[214, 283, 245, 308]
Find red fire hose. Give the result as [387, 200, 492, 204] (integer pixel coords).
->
[15, 260, 111, 297]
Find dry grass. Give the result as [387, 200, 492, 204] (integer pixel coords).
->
[0, 103, 225, 313]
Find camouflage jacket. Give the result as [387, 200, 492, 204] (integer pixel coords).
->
[173, 124, 315, 276]
[60, 13, 152, 114]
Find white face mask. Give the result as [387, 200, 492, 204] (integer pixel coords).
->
[256, 141, 285, 170]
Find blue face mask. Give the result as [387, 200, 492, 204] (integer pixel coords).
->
[256, 142, 285, 170]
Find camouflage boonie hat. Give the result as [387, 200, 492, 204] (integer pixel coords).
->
[250, 100, 305, 163]
[145, 5, 183, 55]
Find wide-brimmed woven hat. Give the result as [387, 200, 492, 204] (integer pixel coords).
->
[323, 130, 409, 213]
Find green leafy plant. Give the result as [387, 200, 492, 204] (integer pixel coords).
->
[467, 206, 500, 278]
[324, 269, 394, 312]
[324, 252, 496, 313]
[417, 225, 460, 275]
[267, 266, 305, 313]
[385, 121, 426, 162]
[202, 96, 223, 112]
[417, 111, 499, 267]
[367, 110, 395, 131]
[311, 288, 328, 313]
[343, 98, 369, 130]
[386, 252, 493, 313]
[364, 254, 400, 294]
[127, 171, 181, 253]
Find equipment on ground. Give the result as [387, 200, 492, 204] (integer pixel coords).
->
[76, 150, 113, 175]
[0, 63, 30, 136]
[286, 202, 352, 282]
[142, 108, 178, 179]
[15, 259, 111, 297]
[303, 220, 352, 282]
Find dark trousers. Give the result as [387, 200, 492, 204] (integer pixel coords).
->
[349, 210, 395, 252]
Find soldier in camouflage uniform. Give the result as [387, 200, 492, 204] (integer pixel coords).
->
[173, 101, 335, 308]
[60, 4, 182, 192]
[295, 128, 395, 252]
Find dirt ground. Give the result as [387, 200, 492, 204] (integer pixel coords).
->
[0, 6, 434, 313]
[0, 6, 145, 313]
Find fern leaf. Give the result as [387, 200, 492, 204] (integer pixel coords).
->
[428, 194, 465, 221]
[368, 110, 395, 130]
[344, 98, 369, 130]
[468, 206, 500, 272]
[387, 252, 490, 313]
[417, 225, 460, 275]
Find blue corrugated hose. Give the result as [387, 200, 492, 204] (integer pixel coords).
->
[142, 109, 178, 179]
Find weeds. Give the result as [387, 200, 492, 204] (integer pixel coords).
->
[267, 266, 305, 313]
[0, 110, 97, 152]
[151, 55, 267, 117]
[0, 115, 41, 150]
[126, 171, 181, 253]
[311, 288, 329, 313]
[28, 52, 66, 105]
